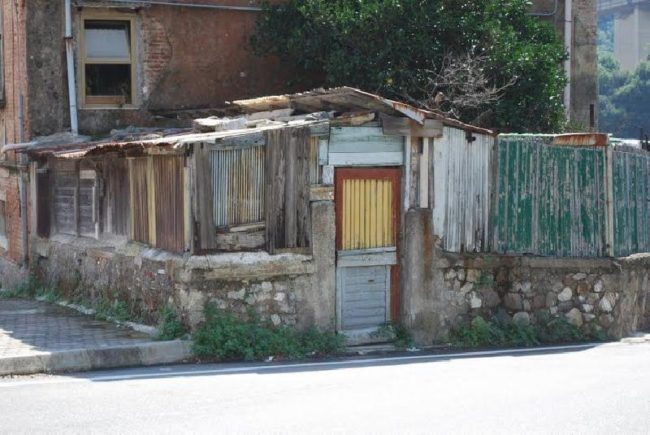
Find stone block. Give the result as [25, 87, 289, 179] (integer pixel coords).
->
[558, 287, 573, 302]
[566, 308, 583, 327]
[504, 293, 523, 311]
[466, 269, 481, 283]
[513, 312, 531, 326]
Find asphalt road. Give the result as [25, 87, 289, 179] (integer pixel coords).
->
[1, 342, 650, 434]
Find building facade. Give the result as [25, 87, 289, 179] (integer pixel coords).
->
[532, 0, 599, 129]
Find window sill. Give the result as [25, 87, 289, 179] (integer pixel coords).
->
[80, 104, 139, 111]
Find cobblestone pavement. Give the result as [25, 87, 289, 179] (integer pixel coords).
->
[0, 299, 152, 358]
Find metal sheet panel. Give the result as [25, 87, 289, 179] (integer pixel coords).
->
[431, 127, 493, 253]
[328, 127, 404, 167]
[493, 135, 607, 257]
[612, 148, 650, 257]
[211, 146, 265, 228]
[338, 265, 390, 331]
[341, 178, 394, 250]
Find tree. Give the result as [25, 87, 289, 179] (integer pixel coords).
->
[252, 0, 567, 132]
[598, 52, 650, 138]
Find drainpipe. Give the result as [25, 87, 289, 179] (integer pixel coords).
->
[65, 0, 79, 135]
[564, 0, 573, 122]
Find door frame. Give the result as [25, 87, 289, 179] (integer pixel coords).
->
[334, 167, 402, 328]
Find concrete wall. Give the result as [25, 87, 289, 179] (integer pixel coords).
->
[403, 209, 650, 345]
[613, 5, 650, 72]
[532, 0, 599, 128]
[25, 1, 295, 137]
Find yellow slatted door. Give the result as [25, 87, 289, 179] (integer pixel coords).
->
[340, 178, 395, 251]
[335, 168, 401, 333]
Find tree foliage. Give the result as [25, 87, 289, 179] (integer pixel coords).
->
[252, 0, 567, 132]
[599, 52, 650, 138]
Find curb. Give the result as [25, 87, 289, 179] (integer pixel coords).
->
[0, 340, 193, 376]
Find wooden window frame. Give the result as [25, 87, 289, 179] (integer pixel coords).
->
[79, 11, 137, 109]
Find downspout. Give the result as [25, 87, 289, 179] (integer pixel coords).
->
[564, 0, 573, 122]
[65, 0, 79, 135]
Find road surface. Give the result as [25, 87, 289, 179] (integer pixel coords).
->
[1, 342, 649, 434]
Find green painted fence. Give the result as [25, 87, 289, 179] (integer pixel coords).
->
[612, 147, 650, 257]
[493, 135, 608, 257]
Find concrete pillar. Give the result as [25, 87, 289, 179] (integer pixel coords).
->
[296, 201, 336, 331]
[401, 209, 438, 345]
[614, 5, 650, 72]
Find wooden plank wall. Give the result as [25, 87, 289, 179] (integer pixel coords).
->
[265, 127, 312, 253]
[129, 158, 149, 244]
[103, 158, 130, 236]
[153, 155, 185, 252]
[193, 143, 217, 252]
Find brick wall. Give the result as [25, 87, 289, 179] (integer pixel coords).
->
[0, 1, 29, 271]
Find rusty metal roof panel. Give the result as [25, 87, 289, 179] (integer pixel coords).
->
[552, 133, 609, 147]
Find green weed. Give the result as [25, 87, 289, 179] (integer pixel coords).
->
[192, 303, 345, 361]
[156, 306, 187, 341]
[449, 314, 607, 348]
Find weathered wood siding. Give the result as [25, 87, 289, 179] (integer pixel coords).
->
[153, 156, 185, 252]
[612, 147, 650, 257]
[431, 127, 493, 253]
[103, 158, 130, 236]
[493, 136, 608, 257]
[211, 146, 265, 228]
[265, 127, 311, 253]
[129, 158, 150, 245]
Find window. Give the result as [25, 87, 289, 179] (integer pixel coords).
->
[52, 160, 98, 238]
[81, 16, 135, 107]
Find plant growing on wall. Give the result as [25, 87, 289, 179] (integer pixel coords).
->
[252, 0, 567, 132]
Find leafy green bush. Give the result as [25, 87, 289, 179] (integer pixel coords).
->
[156, 306, 188, 341]
[192, 303, 345, 361]
[0, 276, 55, 300]
[95, 299, 131, 322]
[450, 314, 606, 348]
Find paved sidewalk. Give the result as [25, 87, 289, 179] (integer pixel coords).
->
[0, 299, 191, 375]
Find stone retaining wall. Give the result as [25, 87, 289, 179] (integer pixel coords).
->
[403, 209, 650, 344]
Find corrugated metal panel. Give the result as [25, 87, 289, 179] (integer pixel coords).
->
[328, 127, 404, 166]
[431, 127, 493, 253]
[211, 146, 265, 228]
[613, 148, 650, 256]
[494, 136, 607, 257]
[338, 266, 390, 331]
[341, 178, 394, 250]
[153, 155, 185, 252]
[129, 158, 149, 244]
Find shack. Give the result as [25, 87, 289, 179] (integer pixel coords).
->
[24, 87, 493, 343]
